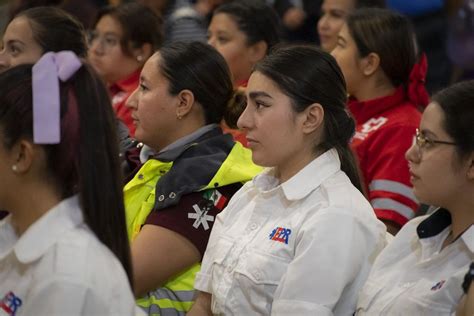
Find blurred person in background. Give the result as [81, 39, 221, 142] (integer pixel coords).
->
[317, 0, 385, 52]
[88, 2, 162, 137]
[207, 0, 281, 145]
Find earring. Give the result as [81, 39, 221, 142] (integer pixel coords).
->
[11, 165, 18, 172]
[176, 113, 182, 120]
[136, 55, 143, 62]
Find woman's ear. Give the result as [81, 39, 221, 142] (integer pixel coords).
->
[134, 43, 153, 64]
[10, 140, 35, 174]
[176, 89, 195, 119]
[301, 103, 324, 135]
[249, 40, 268, 64]
[360, 52, 380, 77]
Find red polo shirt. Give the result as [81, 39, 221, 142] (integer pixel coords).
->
[349, 86, 422, 227]
[109, 69, 141, 137]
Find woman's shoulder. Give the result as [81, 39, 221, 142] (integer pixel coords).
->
[41, 226, 133, 299]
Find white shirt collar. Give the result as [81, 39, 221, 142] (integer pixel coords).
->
[253, 148, 341, 201]
[417, 208, 474, 258]
[0, 195, 83, 263]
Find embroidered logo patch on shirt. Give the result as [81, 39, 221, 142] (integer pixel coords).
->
[0, 292, 22, 316]
[354, 117, 388, 140]
[431, 280, 446, 291]
[269, 227, 292, 244]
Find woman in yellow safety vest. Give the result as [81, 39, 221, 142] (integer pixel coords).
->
[123, 41, 261, 315]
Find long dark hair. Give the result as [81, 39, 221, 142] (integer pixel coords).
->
[0, 62, 133, 286]
[254, 44, 364, 192]
[17, 6, 87, 58]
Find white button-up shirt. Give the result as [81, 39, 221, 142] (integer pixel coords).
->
[195, 149, 387, 315]
[0, 196, 136, 316]
[356, 208, 473, 315]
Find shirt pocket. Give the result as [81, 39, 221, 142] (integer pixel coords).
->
[208, 237, 235, 289]
[402, 278, 462, 315]
[234, 250, 290, 313]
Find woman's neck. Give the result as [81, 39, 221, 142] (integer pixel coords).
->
[276, 146, 320, 184]
[10, 183, 62, 236]
[449, 204, 474, 242]
[353, 76, 396, 102]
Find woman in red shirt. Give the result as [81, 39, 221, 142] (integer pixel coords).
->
[331, 8, 430, 234]
[88, 3, 162, 137]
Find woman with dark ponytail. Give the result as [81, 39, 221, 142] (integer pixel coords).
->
[189, 44, 387, 315]
[0, 52, 135, 314]
[122, 41, 260, 315]
[331, 8, 430, 234]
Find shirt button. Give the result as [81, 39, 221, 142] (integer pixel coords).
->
[227, 266, 233, 273]
[250, 223, 258, 230]
[254, 270, 261, 280]
[137, 174, 144, 180]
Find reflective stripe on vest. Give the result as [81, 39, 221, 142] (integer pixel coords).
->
[137, 263, 201, 316]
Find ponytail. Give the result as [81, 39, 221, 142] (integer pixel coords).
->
[319, 107, 364, 193]
[73, 64, 133, 286]
[0, 61, 133, 288]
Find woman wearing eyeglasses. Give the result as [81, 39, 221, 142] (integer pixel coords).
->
[331, 8, 430, 234]
[355, 80, 474, 315]
[88, 3, 162, 137]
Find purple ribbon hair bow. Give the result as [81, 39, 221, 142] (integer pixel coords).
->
[32, 51, 82, 144]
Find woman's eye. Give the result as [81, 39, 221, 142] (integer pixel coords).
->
[139, 83, 148, 91]
[255, 101, 268, 109]
[9, 45, 19, 54]
[105, 37, 118, 46]
[217, 36, 229, 44]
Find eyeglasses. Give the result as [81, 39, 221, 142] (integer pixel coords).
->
[415, 128, 457, 150]
[87, 31, 121, 51]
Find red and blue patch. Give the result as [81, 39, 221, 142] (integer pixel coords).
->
[269, 227, 292, 244]
[0, 292, 22, 316]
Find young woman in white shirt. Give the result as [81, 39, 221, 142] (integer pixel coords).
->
[188, 44, 387, 316]
[0, 52, 135, 315]
[356, 80, 474, 315]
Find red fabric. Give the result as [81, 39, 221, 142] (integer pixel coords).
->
[407, 53, 430, 109]
[349, 87, 422, 226]
[144, 184, 241, 257]
[109, 69, 141, 137]
[221, 121, 248, 147]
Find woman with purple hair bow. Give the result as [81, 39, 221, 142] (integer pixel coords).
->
[0, 52, 136, 315]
